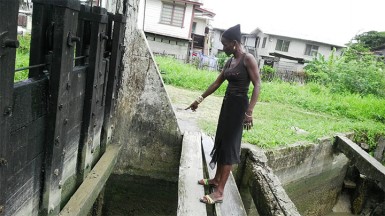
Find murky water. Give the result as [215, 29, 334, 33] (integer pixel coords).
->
[103, 174, 178, 216]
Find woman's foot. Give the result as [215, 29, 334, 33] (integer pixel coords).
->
[197, 179, 218, 187]
[199, 192, 223, 204]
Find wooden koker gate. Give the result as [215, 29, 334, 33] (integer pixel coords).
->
[0, 0, 126, 215]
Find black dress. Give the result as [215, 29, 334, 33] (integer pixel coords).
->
[209, 54, 250, 169]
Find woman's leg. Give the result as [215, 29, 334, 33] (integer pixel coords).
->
[214, 164, 232, 197]
[201, 164, 232, 202]
[212, 164, 222, 184]
[199, 163, 222, 186]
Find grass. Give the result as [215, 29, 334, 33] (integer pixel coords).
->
[14, 34, 31, 82]
[156, 56, 385, 149]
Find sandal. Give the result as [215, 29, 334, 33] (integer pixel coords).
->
[200, 194, 223, 204]
[197, 179, 217, 188]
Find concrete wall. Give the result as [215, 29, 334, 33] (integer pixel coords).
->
[110, 0, 183, 182]
[264, 136, 351, 215]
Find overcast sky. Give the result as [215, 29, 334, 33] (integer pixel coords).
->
[202, 0, 384, 46]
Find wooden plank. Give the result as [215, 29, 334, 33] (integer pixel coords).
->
[28, 2, 51, 78]
[101, 13, 126, 151]
[32, 1, 80, 215]
[59, 144, 121, 216]
[5, 155, 43, 216]
[78, 6, 109, 182]
[177, 131, 207, 216]
[11, 78, 48, 132]
[201, 134, 247, 216]
[0, 1, 20, 215]
[9, 116, 46, 174]
[336, 135, 385, 187]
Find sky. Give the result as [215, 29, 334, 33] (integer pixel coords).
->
[202, 0, 385, 46]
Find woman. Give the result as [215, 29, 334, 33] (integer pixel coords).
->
[186, 24, 261, 204]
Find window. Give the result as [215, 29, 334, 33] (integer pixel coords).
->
[160, 2, 186, 27]
[262, 37, 267, 48]
[275, 39, 290, 52]
[255, 37, 260, 48]
[304, 44, 319, 56]
[192, 22, 197, 33]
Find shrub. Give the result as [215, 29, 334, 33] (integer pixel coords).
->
[261, 65, 276, 81]
[216, 52, 229, 71]
[304, 45, 385, 97]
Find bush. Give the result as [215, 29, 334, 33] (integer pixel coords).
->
[304, 45, 385, 97]
[216, 52, 229, 71]
[261, 65, 276, 81]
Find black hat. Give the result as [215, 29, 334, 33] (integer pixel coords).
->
[222, 24, 241, 42]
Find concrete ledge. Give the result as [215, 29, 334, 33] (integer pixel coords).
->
[244, 146, 300, 216]
[177, 131, 206, 216]
[335, 135, 385, 188]
[59, 144, 121, 216]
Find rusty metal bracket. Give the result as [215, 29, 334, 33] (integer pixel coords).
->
[100, 32, 109, 41]
[0, 31, 19, 49]
[67, 31, 80, 47]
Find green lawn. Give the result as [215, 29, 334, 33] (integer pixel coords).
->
[14, 34, 31, 82]
[157, 56, 385, 150]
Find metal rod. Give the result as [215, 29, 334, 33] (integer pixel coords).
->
[14, 63, 46, 72]
[74, 55, 88, 60]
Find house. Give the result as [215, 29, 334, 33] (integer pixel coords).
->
[137, 0, 215, 61]
[212, 27, 345, 71]
[211, 27, 253, 56]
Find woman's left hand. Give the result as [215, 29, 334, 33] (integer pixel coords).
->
[243, 112, 253, 130]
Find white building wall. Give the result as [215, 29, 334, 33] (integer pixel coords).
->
[260, 34, 342, 60]
[140, 0, 193, 40]
[193, 18, 207, 34]
[211, 29, 224, 56]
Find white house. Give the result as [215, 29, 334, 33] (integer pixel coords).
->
[137, 0, 214, 61]
[212, 27, 345, 71]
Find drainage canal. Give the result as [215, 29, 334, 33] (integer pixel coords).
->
[102, 135, 384, 215]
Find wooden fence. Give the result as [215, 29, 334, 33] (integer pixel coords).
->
[261, 70, 306, 84]
[0, 0, 125, 215]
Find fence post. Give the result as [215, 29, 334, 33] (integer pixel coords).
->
[101, 13, 126, 152]
[78, 6, 109, 182]
[0, 2, 19, 215]
[30, 1, 81, 215]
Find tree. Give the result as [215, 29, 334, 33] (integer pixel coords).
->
[354, 31, 385, 50]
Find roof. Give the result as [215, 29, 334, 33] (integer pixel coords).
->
[174, 0, 203, 6]
[249, 27, 346, 48]
[195, 7, 215, 18]
[269, 52, 308, 64]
